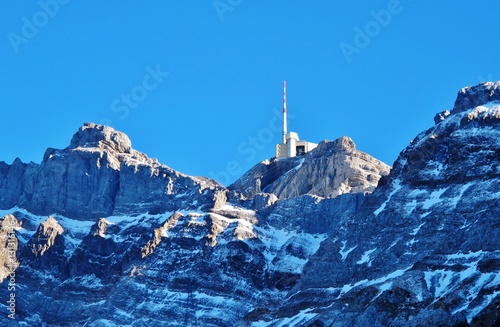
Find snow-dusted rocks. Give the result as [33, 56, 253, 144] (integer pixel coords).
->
[28, 216, 64, 257]
[452, 81, 500, 114]
[141, 212, 183, 257]
[0, 203, 332, 326]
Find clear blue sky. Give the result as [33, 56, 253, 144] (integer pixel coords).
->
[1, 1, 499, 185]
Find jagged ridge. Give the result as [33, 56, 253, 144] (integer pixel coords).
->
[0, 123, 225, 219]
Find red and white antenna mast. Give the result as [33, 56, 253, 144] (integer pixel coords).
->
[282, 80, 287, 144]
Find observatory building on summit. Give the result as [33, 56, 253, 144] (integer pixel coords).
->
[276, 81, 318, 159]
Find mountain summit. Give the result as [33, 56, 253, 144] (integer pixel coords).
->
[0, 122, 225, 219]
[230, 136, 390, 200]
[68, 122, 133, 153]
[452, 81, 500, 114]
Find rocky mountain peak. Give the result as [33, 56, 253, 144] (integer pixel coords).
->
[311, 136, 356, 157]
[397, 82, 500, 188]
[452, 81, 500, 114]
[30, 216, 64, 257]
[229, 136, 390, 200]
[93, 218, 109, 238]
[0, 123, 225, 219]
[69, 122, 132, 154]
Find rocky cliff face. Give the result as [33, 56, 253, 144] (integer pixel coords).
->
[452, 81, 500, 114]
[229, 136, 390, 200]
[0, 123, 225, 219]
[0, 82, 499, 326]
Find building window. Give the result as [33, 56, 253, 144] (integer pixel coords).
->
[296, 146, 306, 156]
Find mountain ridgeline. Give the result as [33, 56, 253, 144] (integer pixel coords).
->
[1, 82, 500, 326]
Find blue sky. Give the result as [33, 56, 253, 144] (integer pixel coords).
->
[1, 1, 499, 185]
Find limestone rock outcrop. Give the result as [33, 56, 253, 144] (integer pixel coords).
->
[230, 136, 390, 200]
[0, 123, 225, 219]
[28, 216, 64, 257]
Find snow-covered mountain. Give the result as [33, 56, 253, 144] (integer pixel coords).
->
[1, 82, 500, 326]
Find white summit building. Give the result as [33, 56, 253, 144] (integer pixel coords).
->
[276, 81, 318, 159]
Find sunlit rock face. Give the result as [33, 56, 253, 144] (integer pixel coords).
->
[229, 136, 390, 200]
